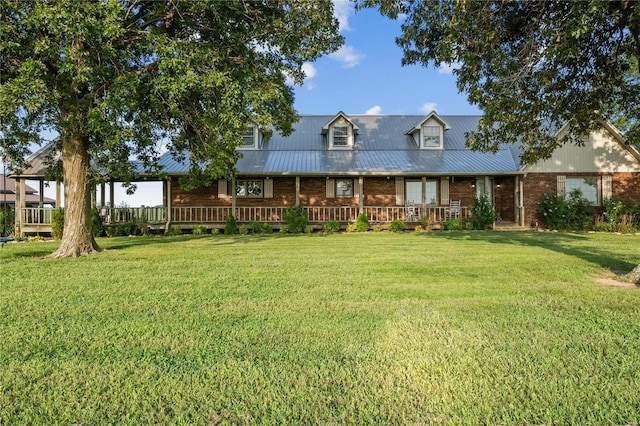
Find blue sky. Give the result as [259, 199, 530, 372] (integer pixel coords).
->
[39, 2, 480, 207]
[293, 2, 480, 116]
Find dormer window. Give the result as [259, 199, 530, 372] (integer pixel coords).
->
[407, 112, 449, 150]
[240, 125, 259, 149]
[333, 126, 349, 147]
[422, 125, 441, 148]
[323, 112, 359, 150]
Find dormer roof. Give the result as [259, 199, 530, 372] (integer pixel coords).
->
[321, 111, 360, 135]
[407, 111, 451, 134]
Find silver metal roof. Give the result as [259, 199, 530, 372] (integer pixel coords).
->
[160, 115, 523, 176]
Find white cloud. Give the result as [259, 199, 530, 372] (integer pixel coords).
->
[333, 0, 354, 33]
[302, 63, 317, 80]
[420, 102, 438, 114]
[365, 105, 382, 115]
[329, 45, 364, 68]
[437, 61, 462, 74]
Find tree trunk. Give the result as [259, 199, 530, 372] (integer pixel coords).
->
[622, 264, 640, 285]
[49, 133, 102, 258]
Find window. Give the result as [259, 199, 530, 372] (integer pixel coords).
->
[336, 179, 353, 197]
[422, 126, 441, 148]
[332, 126, 349, 147]
[566, 176, 599, 205]
[236, 180, 263, 197]
[406, 180, 438, 205]
[240, 126, 256, 148]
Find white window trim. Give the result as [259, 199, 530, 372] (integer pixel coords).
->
[239, 125, 259, 150]
[564, 175, 602, 206]
[330, 124, 353, 149]
[421, 125, 443, 149]
[335, 179, 353, 197]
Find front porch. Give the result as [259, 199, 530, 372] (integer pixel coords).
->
[16, 204, 472, 235]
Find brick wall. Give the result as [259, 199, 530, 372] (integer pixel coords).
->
[522, 172, 640, 227]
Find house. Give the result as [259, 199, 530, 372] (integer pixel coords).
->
[10, 112, 640, 234]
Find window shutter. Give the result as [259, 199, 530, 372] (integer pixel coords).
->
[440, 177, 450, 205]
[557, 175, 566, 197]
[353, 179, 361, 199]
[218, 179, 227, 198]
[264, 179, 273, 198]
[395, 177, 405, 206]
[602, 175, 612, 200]
[326, 179, 335, 198]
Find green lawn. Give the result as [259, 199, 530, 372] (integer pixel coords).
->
[1, 231, 639, 424]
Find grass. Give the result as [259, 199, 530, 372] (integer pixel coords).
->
[1, 231, 639, 424]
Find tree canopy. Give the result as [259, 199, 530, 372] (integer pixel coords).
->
[365, 0, 640, 164]
[0, 0, 342, 257]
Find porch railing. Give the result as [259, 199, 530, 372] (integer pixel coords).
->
[16, 205, 470, 229]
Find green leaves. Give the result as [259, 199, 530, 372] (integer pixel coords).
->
[367, 0, 640, 163]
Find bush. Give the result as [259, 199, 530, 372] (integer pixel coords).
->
[92, 208, 104, 237]
[0, 209, 15, 236]
[470, 194, 498, 230]
[249, 221, 273, 234]
[389, 220, 405, 233]
[165, 225, 182, 236]
[238, 225, 249, 235]
[192, 224, 207, 235]
[224, 215, 237, 235]
[356, 212, 369, 232]
[373, 224, 383, 233]
[284, 206, 309, 233]
[443, 218, 463, 230]
[51, 208, 64, 240]
[537, 189, 595, 231]
[322, 220, 341, 234]
[346, 223, 358, 233]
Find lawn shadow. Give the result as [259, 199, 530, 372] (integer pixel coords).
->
[422, 230, 638, 277]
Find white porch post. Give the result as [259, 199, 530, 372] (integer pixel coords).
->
[231, 177, 237, 215]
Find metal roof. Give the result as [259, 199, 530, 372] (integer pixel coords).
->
[159, 115, 523, 176]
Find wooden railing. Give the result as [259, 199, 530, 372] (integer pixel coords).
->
[16, 205, 470, 229]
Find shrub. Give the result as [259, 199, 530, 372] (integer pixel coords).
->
[470, 194, 498, 230]
[284, 206, 309, 233]
[356, 212, 369, 232]
[0, 209, 15, 236]
[91, 208, 104, 237]
[389, 220, 405, 233]
[250, 221, 273, 234]
[238, 225, 249, 235]
[414, 225, 424, 232]
[224, 215, 237, 235]
[165, 225, 182, 236]
[192, 224, 207, 235]
[537, 189, 595, 231]
[322, 220, 341, 234]
[51, 208, 64, 240]
[346, 223, 358, 233]
[443, 218, 463, 231]
[373, 224, 383, 233]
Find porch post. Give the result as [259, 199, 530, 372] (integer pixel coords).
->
[109, 180, 115, 208]
[55, 180, 61, 208]
[100, 182, 105, 207]
[231, 177, 237, 214]
[165, 178, 172, 228]
[358, 176, 364, 214]
[519, 177, 525, 227]
[39, 180, 45, 208]
[14, 178, 22, 236]
[295, 176, 300, 206]
[421, 177, 427, 212]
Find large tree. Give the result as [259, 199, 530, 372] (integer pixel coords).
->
[364, 0, 640, 283]
[0, 0, 342, 257]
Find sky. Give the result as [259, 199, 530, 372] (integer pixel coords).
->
[37, 2, 480, 208]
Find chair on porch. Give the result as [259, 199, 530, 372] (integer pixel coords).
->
[445, 200, 461, 220]
[405, 200, 418, 222]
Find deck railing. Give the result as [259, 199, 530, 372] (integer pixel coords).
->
[16, 205, 470, 230]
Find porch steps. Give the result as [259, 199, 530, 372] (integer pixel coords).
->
[492, 221, 529, 231]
